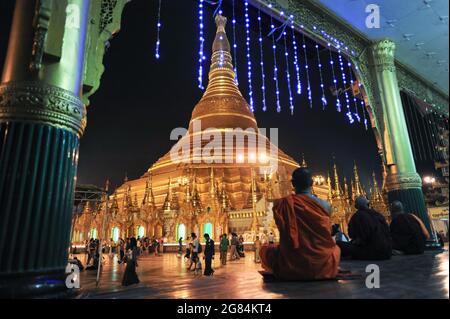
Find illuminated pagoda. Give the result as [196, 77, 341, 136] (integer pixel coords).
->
[72, 15, 388, 245]
[77, 15, 298, 243]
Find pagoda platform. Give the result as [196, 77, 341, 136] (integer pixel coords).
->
[74, 249, 448, 299]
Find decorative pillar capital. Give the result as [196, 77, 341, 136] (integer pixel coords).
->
[371, 39, 396, 72]
[0, 81, 86, 137]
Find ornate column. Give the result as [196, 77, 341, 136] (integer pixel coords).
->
[368, 39, 433, 235]
[0, 0, 89, 297]
[0, 0, 129, 297]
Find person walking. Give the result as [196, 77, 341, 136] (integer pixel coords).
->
[203, 233, 215, 276]
[219, 234, 229, 265]
[184, 236, 191, 259]
[122, 237, 140, 286]
[230, 233, 240, 260]
[188, 233, 199, 270]
[178, 237, 183, 255]
[118, 238, 125, 264]
[254, 236, 261, 263]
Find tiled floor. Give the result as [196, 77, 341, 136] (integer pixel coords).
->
[76, 249, 449, 299]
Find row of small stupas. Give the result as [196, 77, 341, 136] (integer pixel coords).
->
[71, 159, 388, 243]
[71, 15, 388, 244]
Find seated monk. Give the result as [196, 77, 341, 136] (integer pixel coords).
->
[337, 196, 392, 260]
[260, 168, 340, 281]
[389, 201, 429, 255]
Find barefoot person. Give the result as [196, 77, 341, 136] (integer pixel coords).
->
[260, 168, 340, 281]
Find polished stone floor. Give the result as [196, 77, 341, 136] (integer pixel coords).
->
[75, 249, 449, 299]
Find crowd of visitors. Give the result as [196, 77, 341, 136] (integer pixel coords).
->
[73, 167, 446, 287]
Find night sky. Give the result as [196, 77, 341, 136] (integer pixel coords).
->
[2, 0, 426, 193]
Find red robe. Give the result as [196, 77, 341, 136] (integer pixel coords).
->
[260, 194, 340, 280]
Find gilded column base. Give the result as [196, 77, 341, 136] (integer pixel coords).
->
[0, 81, 86, 137]
[0, 81, 83, 298]
[384, 172, 422, 192]
[385, 172, 438, 243]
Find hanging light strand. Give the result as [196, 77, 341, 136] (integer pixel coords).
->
[291, 21, 302, 95]
[244, 1, 254, 111]
[315, 44, 327, 109]
[283, 30, 294, 114]
[257, 9, 267, 112]
[337, 51, 354, 123]
[347, 61, 361, 122]
[270, 17, 281, 112]
[301, 34, 313, 108]
[197, 0, 205, 90]
[328, 47, 341, 112]
[231, 0, 239, 85]
[354, 63, 368, 129]
[155, 0, 162, 59]
[359, 84, 369, 130]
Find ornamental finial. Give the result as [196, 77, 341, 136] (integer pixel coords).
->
[215, 14, 227, 33]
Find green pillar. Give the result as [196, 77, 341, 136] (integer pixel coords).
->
[0, 0, 89, 297]
[368, 39, 433, 236]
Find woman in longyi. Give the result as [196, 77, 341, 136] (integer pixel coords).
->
[260, 168, 341, 281]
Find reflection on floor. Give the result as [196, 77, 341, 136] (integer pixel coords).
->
[75, 249, 449, 299]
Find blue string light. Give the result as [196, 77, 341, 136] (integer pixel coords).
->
[155, 0, 162, 59]
[337, 50, 354, 124]
[315, 44, 327, 109]
[347, 61, 361, 122]
[355, 63, 369, 130]
[231, 0, 239, 85]
[257, 9, 267, 112]
[211, 0, 223, 17]
[244, 1, 254, 111]
[327, 46, 341, 112]
[283, 30, 294, 114]
[360, 94, 368, 130]
[198, 0, 205, 90]
[270, 17, 281, 113]
[301, 34, 313, 108]
[291, 20, 302, 95]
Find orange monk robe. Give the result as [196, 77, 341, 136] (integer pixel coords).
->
[260, 194, 340, 280]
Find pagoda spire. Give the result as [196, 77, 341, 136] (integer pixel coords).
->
[202, 15, 242, 100]
[210, 167, 217, 199]
[343, 176, 350, 200]
[191, 170, 202, 214]
[143, 172, 155, 208]
[220, 173, 229, 210]
[300, 154, 308, 168]
[111, 192, 119, 218]
[185, 175, 192, 204]
[371, 172, 383, 201]
[133, 193, 138, 208]
[327, 173, 333, 202]
[333, 160, 343, 198]
[352, 162, 366, 199]
[250, 168, 260, 233]
[163, 177, 173, 211]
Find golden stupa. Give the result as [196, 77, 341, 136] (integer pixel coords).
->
[70, 16, 389, 245]
[109, 15, 298, 242]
